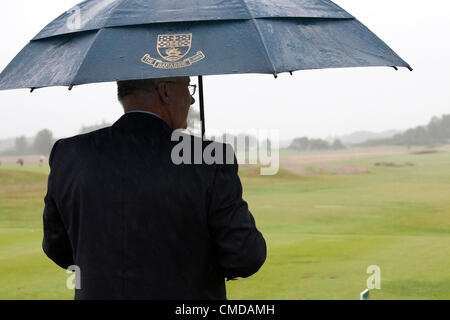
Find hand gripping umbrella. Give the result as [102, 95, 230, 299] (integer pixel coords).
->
[0, 0, 412, 137]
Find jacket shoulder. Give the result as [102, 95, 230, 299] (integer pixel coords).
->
[49, 127, 112, 164]
[61, 126, 111, 144]
[57, 127, 112, 150]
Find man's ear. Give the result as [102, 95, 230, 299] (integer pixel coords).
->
[156, 82, 171, 104]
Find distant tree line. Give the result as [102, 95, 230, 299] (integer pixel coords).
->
[0, 129, 55, 156]
[289, 137, 345, 152]
[0, 121, 113, 157]
[358, 114, 450, 147]
[187, 109, 200, 130]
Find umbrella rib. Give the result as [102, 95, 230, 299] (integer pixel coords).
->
[251, 19, 278, 76]
[69, 29, 105, 87]
[104, 0, 131, 29]
[240, 0, 277, 75]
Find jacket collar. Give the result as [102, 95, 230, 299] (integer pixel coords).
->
[112, 111, 173, 137]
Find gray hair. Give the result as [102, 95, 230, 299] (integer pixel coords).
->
[117, 77, 178, 102]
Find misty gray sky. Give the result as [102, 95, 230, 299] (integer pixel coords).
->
[0, 0, 449, 141]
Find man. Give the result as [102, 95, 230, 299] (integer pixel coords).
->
[42, 76, 266, 300]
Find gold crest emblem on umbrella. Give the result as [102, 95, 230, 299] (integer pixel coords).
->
[141, 33, 205, 69]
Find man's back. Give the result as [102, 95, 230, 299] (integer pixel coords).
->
[42, 112, 266, 300]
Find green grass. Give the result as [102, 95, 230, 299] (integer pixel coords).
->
[0, 165, 73, 299]
[0, 148, 449, 299]
[227, 148, 450, 299]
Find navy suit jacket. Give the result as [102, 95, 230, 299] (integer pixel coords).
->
[42, 112, 266, 300]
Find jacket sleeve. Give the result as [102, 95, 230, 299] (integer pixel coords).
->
[207, 145, 267, 279]
[42, 139, 74, 269]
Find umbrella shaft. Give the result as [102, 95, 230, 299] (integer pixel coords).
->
[198, 76, 206, 138]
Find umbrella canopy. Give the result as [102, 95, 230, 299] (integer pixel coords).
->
[0, 0, 411, 91]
